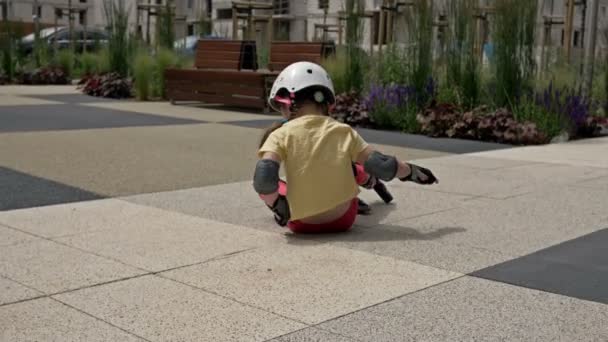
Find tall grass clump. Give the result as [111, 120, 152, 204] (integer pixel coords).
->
[54, 49, 75, 77]
[157, 1, 175, 50]
[444, 0, 479, 109]
[154, 48, 179, 98]
[344, 0, 367, 94]
[322, 47, 348, 94]
[133, 50, 154, 100]
[1, 21, 17, 81]
[492, 0, 537, 108]
[104, 0, 131, 77]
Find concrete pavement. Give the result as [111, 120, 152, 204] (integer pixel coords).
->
[1, 86, 607, 341]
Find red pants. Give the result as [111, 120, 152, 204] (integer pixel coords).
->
[275, 163, 369, 234]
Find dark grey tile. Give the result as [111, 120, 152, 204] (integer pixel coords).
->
[220, 120, 511, 153]
[0, 167, 104, 210]
[356, 127, 512, 154]
[472, 228, 608, 304]
[0, 105, 205, 133]
[22, 93, 120, 103]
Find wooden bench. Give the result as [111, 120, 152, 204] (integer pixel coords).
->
[268, 41, 335, 72]
[165, 40, 335, 112]
[165, 39, 265, 110]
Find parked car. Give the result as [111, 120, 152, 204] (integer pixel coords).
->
[173, 34, 223, 56]
[20, 26, 109, 55]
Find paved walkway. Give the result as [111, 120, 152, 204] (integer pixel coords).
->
[1, 86, 607, 341]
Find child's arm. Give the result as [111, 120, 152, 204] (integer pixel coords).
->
[256, 152, 281, 206]
[356, 146, 438, 184]
[254, 151, 291, 226]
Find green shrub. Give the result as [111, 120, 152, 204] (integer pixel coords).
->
[154, 48, 179, 99]
[54, 49, 74, 77]
[79, 52, 99, 76]
[133, 51, 154, 100]
[322, 48, 348, 94]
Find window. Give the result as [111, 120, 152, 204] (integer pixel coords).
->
[187, 24, 194, 35]
[602, 6, 606, 17]
[274, 21, 290, 40]
[318, 0, 329, 9]
[36, 5, 42, 18]
[573, 30, 580, 47]
[79, 10, 86, 25]
[216, 8, 232, 19]
[273, 0, 289, 15]
[79, 0, 87, 3]
[188, 0, 194, 9]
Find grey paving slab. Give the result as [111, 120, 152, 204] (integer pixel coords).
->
[0, 199, 172, 238]
[0, 166, 104, 211]
[318, 276, 608, 342]
[0, 276, 43, 305]
[577, 174, 608, 190]
[392, 186, 608, 257]
[267, 327, 356, 342]
[0, 104, 205, 133]
[54, 275, 306, 342]
[55, 209, 282, 272]
[354, 186, 474, 227]
[0, 85, 79, 95]
[0, 239, 145, 294]
[470, 136, 608, 168]
[161, 243, 461, 325]
[316, 222, 515, 274]
[220, 120, 511, 153]
[0, 224, 38, 247]
[0, 298, 145, 341]
[473, 228, 608, 304]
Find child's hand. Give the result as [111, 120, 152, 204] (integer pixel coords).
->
[400, 163, 438, 185]
[269, 195, 290, 226]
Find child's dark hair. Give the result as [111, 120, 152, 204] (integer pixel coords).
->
[260, 86, 333, 148]
[259, 121, 283, 148]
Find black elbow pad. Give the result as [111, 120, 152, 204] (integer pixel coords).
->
[253, 159, 280, 194]
[363, 151, 398, 181]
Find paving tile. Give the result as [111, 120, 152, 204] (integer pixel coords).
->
[470, 137, 608, 168]
[0, 199, 173, 238]
[0, 85, 79, 95]
[55, 211, 282, 272]
[354, 187, 473, 227]
[473, 228, 608, 304]
[162, 243, 461, 325]
[409, 154, 538, 170]
[318, 223, 514, 274]
[0, 239, 144, 294]
[318, 276, 608, 342]
[267, 327, 356, 342]
[0, 276, 43, 305]
[0, 298, 145, 341]
[54, 275, 305, 342]
[577, 174, 608, 191]
[0, 224, 38, 247]
[390, 185, 608, 257]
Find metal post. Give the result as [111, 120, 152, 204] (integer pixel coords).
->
[564, 0, 575, 62]
[583, 0, 599, 97]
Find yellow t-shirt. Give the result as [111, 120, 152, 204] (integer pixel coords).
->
[258, 115, 369, 221]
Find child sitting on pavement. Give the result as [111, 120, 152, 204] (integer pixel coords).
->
[253, 62, 438, 234]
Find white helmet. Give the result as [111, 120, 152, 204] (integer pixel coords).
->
[268, 61, 335, 112]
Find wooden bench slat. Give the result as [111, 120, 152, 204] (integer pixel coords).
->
[165, 69, 266, 84]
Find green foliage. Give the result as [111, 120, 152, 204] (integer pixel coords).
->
[54, 49, 74, 77]
[133, 50, 154, 100]
[492, 0, 537, 108]
[103, 0, 131, 77]
[154, 48, 179, 99]
[344, 0, 367, 94]
[513, 97, 565, 139]
[322, 47, 348, 94]
[79, 52, 99, 76]
[157, 1, 175, 51]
